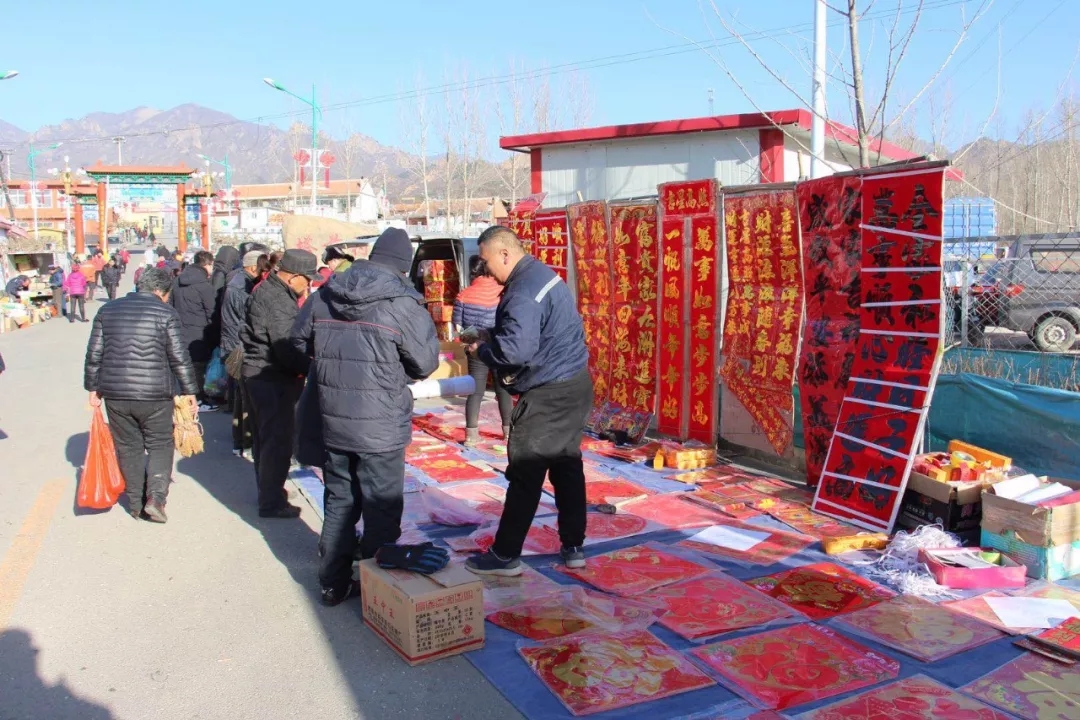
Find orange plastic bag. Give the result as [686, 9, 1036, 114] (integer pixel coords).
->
[77, 406, 126, 509]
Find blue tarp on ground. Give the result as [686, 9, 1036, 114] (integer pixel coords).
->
[927, 371, 1080, 481]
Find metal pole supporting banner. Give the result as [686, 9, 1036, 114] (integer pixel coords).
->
[311, 83, 318, 214]
[810, 0, 827, 178]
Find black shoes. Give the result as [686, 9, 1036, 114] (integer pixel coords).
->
[259, 504, 302, 519]
[465, 550, 523, 576]
[320, 582, 356, 607]
[143, 499, 167, 523]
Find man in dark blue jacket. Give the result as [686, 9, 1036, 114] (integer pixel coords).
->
[291, 228, 439, 606]
[464, 225, 591, 577]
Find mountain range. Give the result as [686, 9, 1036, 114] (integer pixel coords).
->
[0, 104, 457, 199]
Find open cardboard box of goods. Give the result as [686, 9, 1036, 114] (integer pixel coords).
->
[896, 461, 998, 543]
[359, 559, 484, 666]
[981, 477, 1080, 581]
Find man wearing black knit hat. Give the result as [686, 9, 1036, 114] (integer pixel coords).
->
[291, 227, 438, 606]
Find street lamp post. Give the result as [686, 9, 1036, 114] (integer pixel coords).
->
[47, 156, 79, 254]
[197, 153, 232, 191]
[28, 141, 61, 242]
[263, 78, 321, 214]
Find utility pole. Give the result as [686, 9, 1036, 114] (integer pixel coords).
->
[708, 88, 715, 116]
[810, 0, 827, 178]
[112, 136, 125, 165]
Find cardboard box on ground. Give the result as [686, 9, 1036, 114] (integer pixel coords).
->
[896, 466, 988, 546]
[981, 477, 1080, 581]
[359, 560, 484, 666]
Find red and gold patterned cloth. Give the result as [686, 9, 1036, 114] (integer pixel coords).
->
[652, 572, 795, 640]
[796, 175, 863, 487]
[744, 562, 895, 620]
[802, 673, 1015, 720]
[833, 594, 1003, 662]
[406, 452, 499, 484]
[961, 652, 1080, 720]
[556, 544, 712, 596]
[569, 201, 614, 405]
[690, 623, 899, 710]
[520, 628, 715, 716]
[720, 189, 803, 454]
[608, 203, 660, 414]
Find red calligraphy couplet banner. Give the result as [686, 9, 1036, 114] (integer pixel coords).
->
[568, 201, 614, 405]
[657, 180, 718, 440]
[686, 215, 721, 443]
[533, 210, 570, 283]
[720, 189, 803, 454]
[812, 164, 946, 532]
[505, 193, 546, 254]
[608, 203, 660, 414]
[796, 175, 864, 488]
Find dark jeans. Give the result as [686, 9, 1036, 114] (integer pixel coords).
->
[87, 281, 97, 301]
[245, 375, 302, 513]
[319, 448, 406, 590]
[52, 288, 64, 317]
[466, 354, 513, 429]
[105, 284, 118, 300]
[231, 377, 251, 451]
[192, 361, 207, 403]
[105, 399, 175, 513]
[492, 369, 592, 559]
[68, 294, 86, 321]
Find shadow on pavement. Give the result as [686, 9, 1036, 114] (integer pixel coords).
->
[0, 629, 114, 720]
[176, 408, 505, 719]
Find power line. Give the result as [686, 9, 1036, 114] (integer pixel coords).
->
[6, 0, 972, 153]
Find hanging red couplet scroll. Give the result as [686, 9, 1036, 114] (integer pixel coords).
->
[720, 189, 803, 454]
[608, 203, 660, 414]
[657, 180, 720, 441]
[505, 193, 546, 254]
[812, 164, 946, 532]
[533, 210, 570, 282]
[568, 201, 614, 405]
[796, 175, 864, 488]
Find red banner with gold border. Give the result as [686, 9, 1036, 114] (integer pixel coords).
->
[532, 210, 570, 283]
[686, 215, 721, 442]
[720, 189, 802, 454]
[608, 203, 659, 414]
[657, 217, 688, 437]
[656, 180, 719, 440]
[568, 201, 613, 405]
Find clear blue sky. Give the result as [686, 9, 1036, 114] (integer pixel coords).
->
[1, 0, 1076, 152]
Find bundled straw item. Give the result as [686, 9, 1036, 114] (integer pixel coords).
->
[173, 397, 205, 457]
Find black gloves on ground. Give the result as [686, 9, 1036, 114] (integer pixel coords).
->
[375, 542, 450, 574]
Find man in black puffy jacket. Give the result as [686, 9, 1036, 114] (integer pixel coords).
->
[84, 267, 199, 523]
[291, 228, 439, 606]
[171, 250, 220, 410]
[241, 249, 318, 519]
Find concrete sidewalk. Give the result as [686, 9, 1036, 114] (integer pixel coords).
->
[0, 276, 517, 720]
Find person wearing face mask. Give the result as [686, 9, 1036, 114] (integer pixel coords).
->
[170, 250, 221, 411]
[240, 249, 318, 519]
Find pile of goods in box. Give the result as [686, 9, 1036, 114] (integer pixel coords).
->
[912, 440, 1012, 484]
[422, 260, 459, 341]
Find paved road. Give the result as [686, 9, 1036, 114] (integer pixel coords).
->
[0, 277, 518, 720]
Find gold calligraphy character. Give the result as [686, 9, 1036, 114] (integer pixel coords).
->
[693, 256, 714, 283]
[612, 354, 629, 381]
[662, 397, 679, 420]
[759, 261, 775, 282]
[611, 382, 628, 407]
[694, 314, 712, 341]
[663, 248, 681, 273]
[636, 220, 655, 248]
[772, 357, 792, 382]
[776, 333, 794, 356]
[698, 187, 709, 210]
[632, 386, 652, 412]
[781, 259, 799, 282]
[692, 401, 709, 427]
[754, 329, 771, 353]
[637, 330, 656, 357]
[756, 305, 774, 329]
[638, 275, 657, 302]
[664, 276, 680, 299]
[692, 288, 713, 310]
[676, 189, 686, 210]
[664, 332, 680, 356]
[693, 344, 709, 368]
[616, 305, 633, 325]
[754, 210, 772, 234]
[614, 326, 632, 354]
[780, 304, 798, 331]
[663, 305, 680, 325]
[639, 247, 656, 274]
[692, 372, 709, 396]
[759, 286, 775, 303]
[752, 354, 768, 378]
[663, 364, 679, 391]
[694, 226, 714, 253]
[780, 287, 799, 304]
